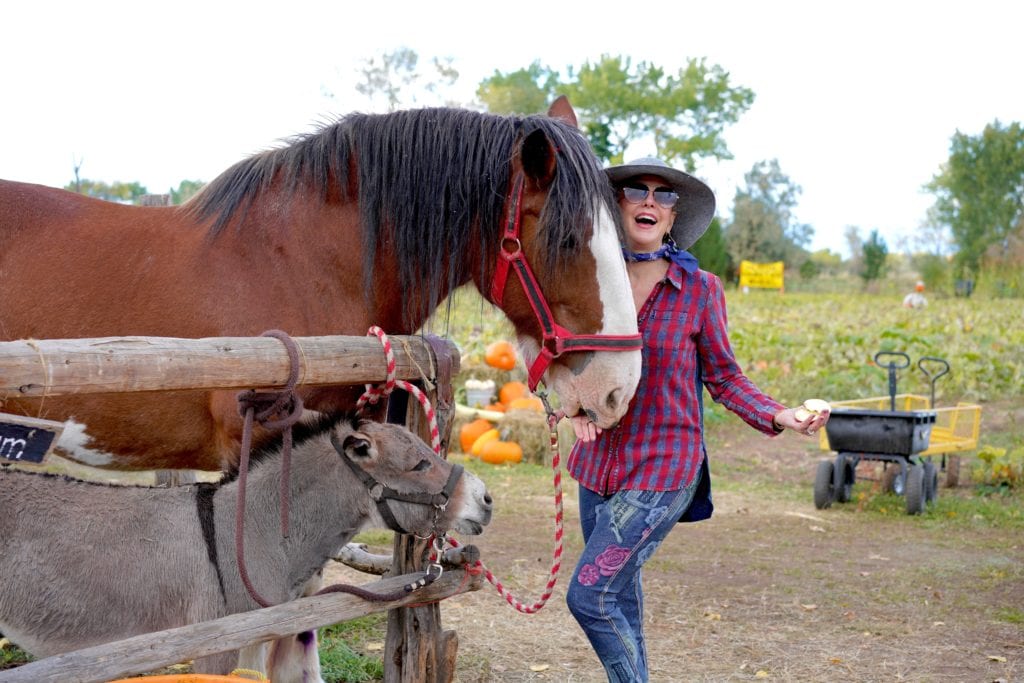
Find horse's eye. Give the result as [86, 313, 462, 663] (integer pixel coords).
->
[412, 459, 431, 472]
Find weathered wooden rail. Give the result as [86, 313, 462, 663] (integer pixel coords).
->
[0, 568, 481, 683]
[0, 332, 472, 683]
[0, 334, 443, 397]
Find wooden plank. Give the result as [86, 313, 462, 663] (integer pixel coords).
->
[0, 569, 482, 683]
[0, 335, 454, 397]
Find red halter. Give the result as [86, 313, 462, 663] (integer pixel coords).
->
[489, 172, 643, 391]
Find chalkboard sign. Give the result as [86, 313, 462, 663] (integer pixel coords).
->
[0, 414, 64, 464]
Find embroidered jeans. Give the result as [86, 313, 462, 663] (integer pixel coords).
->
[566, 480, 698, 682]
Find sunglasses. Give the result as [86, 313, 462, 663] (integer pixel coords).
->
[620, 183, 679, 209]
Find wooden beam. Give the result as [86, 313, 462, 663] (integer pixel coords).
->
[0, 334, 458, 397]
[0, 569, 481, 683]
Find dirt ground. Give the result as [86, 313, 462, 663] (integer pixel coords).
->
[325, 402, 1024, 682]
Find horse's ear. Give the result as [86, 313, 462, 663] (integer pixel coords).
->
[522, 129, 557, 190]
[342, 433, 374, 459]
[548, 95, 578, 128]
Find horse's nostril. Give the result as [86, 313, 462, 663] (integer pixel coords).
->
[484, 493, 494, 507]
[605, 387, 622, 412]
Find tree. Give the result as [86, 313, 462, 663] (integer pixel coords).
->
[65, 179, 147, 203]
[690, 217, 730, 279]
[477, 55, 754, 170]
[171, 179, 205, 205]
[860, 229, 889, 284]
[926, 120, 1024, 279]
[326, 47, 460, 111]
[724, 160, 812, 265]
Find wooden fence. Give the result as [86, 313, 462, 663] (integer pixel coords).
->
[0, 333, 473, 683]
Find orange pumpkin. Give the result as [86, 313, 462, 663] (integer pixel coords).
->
[485, 340, 517, 370]
[507, 396, 545, 412]
[499, 381, 529, 405]
[480, 440, 523, 465]
[459, 418, 494, 453]
[470, 428, 501, 456]
[485, 402, 507, 413]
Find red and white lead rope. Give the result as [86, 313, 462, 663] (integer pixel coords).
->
[357, 326, 440, 454]
[363, 326, 564, 614]
[450, 410, 565, 614]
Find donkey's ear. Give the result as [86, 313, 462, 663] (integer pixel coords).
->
[342, 433, 374, 459]
[547, 95, 578, 128]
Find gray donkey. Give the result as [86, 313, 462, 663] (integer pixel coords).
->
[0, 413, 492, 682]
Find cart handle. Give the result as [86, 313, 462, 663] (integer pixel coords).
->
[874, 351, 910, 411]
[917, 356, 949, 408]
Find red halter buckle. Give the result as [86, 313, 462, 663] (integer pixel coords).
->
[488, 172, 643, 391]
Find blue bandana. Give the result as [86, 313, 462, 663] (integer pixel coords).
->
[622, 242, 699, 273]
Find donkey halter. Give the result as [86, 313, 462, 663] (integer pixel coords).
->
[489, 172, 643, 391]
[331, 431, 464, 536]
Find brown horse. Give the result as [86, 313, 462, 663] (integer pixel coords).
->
[0, 97, 641, 471]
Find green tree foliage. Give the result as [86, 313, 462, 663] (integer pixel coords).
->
[65, 179, 147, 202]
[926, 120, 1024, 278]
[475, 61, 557, 119]
[171, 179, 205, 205]
[477, 55, 754, 170]
[860, 229, 889, 283]
[689, 217, 730, 278]
[724, 159, 812, 265]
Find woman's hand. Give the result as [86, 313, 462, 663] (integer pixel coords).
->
[569, 414, 603, 442]
[773, 401, 831, 436]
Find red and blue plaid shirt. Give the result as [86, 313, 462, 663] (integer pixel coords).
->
[568, 264, 785, 494]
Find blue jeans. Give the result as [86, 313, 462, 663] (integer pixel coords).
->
[566, 479, 699, 682]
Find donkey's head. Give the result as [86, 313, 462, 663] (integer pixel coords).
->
[332, 419, 492, 537]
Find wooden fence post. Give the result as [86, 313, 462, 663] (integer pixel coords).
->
[384, 336, 461, 683]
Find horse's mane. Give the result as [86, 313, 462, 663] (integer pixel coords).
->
[186, 107, 616, 324]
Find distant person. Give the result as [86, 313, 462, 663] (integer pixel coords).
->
[563, 157, 830, 682]
[903, 281, 928, 308]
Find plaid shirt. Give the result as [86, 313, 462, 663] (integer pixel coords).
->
[568, 264, 785, 494]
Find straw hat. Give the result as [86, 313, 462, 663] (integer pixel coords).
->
[605, 157, 716, 250]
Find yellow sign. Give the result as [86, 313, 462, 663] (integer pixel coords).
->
[739, 260, 784, 289]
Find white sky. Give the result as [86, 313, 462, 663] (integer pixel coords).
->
[3, 0, 1021, 257]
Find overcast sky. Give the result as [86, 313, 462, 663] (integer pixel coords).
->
[3, 0, 1021, 257]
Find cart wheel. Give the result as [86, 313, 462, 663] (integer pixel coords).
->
[814, 460, 835, 509]
[835, 455, 855, 503]
[905, 464, 926, 515]
[882, 464, 906, 496]
[923, 460, 939, 504]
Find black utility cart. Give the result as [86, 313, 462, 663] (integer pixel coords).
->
[813, 352, 982, 515]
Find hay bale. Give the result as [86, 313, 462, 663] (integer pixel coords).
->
[499, 409, 551, 464]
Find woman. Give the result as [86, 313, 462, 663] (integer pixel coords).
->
[564, 157, 829, 682]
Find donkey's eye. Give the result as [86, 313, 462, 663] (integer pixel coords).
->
[411, 459, 431, 472]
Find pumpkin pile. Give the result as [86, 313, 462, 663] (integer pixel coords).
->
[457, 345, 548, 465]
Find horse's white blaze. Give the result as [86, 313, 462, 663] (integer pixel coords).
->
[55, 419, 117, 467]
[524, 203, 641, 427]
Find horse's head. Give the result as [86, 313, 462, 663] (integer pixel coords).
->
[486, 97, 642, 428]
[333, 419, 493, 537]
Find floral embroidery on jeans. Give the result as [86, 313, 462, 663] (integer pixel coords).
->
[595, 544, 631, 576]
[636, 540, 661, 566]
[577, 563, 600, 586]
[644, 505, 668, 527]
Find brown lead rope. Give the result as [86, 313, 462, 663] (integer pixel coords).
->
[235, 330, 304, 608]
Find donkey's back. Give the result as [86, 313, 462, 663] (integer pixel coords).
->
[0, 469, 219, 656]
